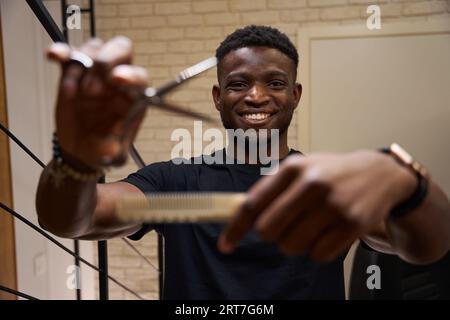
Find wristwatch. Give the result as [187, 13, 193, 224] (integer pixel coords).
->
[380, 143, 430, 219]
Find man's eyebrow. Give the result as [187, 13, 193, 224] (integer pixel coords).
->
[224, 71, 250, 81]
[224, 70, 289, 81]
[264, 70, 289, 79]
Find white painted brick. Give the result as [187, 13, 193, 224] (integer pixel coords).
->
[267, 0, 307, 10]
[133, 55, 149, 66]
[155, 128, 182, 140]
[109, 256, 142, 268]
[135, 140, 176, 151]
[170, 89, 210, 102]
[118, 4, 154, 17]
[185, 26, 223, 39]
[116, 29, 149, 41]
[270, 23, 300, 35]
[149, 27, 184, 40]
[308, 0, 347, 7]
[146, 67, 170, 79]
[203, 39, 222, 51]
[204, 13, 240, 26]
[108, 244, 124, 256]
[186, 76, 216, 89]
[280, 9, 320, 22]
[97, 30, 115, 40]
[403, 1, 448, 16]
[192, 1, 228, 13]
[148, 53, 187, 66]
[125, 267, 159, 280]
[154, 2, 191, 15]
[168, 14, 204, 26]
[99, 0, 130, 3]
[167, 40, 204, 53]
[97, 17, 130, 30]
[230, 0, 266, 11]
[320, 6, 361, 20]
[96, 5, 118, 17]
[131, 16, 167, 28]
[241, 11, 280, 24]
[391, 0, 424, 2]
[134, 0, 169, 2]
[135, 41, 167, 54]
[349, 0, 387, 4]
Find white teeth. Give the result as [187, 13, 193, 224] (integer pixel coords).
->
[243, 113, 270, 121]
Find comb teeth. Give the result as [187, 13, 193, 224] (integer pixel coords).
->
[115, 193, 246, 223]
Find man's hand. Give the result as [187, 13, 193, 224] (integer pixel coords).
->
[47, 37, 149, 169]
[218, 150, 417, 262]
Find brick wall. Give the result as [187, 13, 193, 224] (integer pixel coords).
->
[88, 0, 450, 299]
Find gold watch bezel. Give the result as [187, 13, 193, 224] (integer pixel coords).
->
[389, 143, 430, 180]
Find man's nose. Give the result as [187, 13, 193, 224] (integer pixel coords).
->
[244, 84, 270, 107]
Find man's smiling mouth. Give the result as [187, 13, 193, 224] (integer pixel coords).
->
[238, 111, 277, 125]
[243, 113, 271, 121]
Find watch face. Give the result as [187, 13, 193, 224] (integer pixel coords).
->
[391, 143, 413, 165]
[390, 143, 429, 179]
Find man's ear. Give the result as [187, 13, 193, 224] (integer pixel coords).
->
[212, 84, 221, 111]
[292, 83, 302, 110]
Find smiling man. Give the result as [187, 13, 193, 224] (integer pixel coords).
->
[36, 25, 450, 300]
[212, 38, 301, 169]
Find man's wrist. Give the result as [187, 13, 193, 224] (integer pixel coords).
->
[59, 147, 99, 173]
[392, 161, 418, 206]
[380, 144, 429, 219]
[50, 132, 105, 186]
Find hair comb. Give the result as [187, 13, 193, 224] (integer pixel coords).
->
[115, 192, 246, 223]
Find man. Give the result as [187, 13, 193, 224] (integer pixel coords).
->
[36, 25, 450, 299]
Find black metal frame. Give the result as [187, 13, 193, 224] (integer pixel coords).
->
[26, 0, 65, 42]
[0, 199, 144, 299]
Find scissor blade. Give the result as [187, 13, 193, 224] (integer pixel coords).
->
[149, 57, 218, 97]
[178, 57, 217, 81]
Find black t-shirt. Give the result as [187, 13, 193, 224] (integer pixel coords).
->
[123, 149, 346, 299]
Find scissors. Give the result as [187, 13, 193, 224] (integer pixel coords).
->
[68, 50, 219, 167]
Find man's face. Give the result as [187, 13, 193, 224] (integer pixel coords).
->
[212, 46, 302, 136]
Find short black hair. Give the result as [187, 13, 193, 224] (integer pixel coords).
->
[216, 25, 299, 69]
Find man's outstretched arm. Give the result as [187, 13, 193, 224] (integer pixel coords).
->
[36, 37, 150, 240]
[36, 159, 143, 240]
[218, 150, 450, 265]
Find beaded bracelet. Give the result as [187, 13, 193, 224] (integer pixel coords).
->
[51, 133, 104, 186]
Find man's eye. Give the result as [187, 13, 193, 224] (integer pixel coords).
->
[268, 81, 286, 88]
[227, 82, 247, 90]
